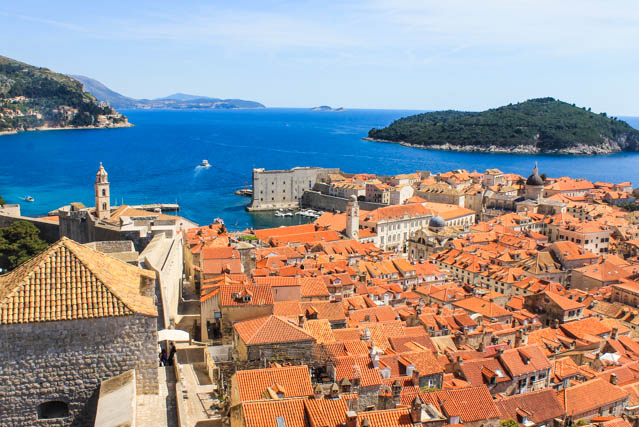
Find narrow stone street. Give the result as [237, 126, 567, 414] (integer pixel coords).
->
[136, 367, 178, 427]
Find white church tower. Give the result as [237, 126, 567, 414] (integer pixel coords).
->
[346, 195, 359, 239]
[95, 162, 110, 220]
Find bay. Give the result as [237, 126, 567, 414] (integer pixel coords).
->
[0, 108, 638, 230]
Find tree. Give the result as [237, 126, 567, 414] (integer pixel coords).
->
[0, 221, 49, 271]
[540, 173, 547, 182]
[500, 419, 519, 427]
[0, 193, 5, 206]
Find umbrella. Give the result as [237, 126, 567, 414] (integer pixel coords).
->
[157, 329, 190, 342]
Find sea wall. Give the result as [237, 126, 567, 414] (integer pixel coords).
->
[0, 213, 60, 242]
[301, 191, 385, 212]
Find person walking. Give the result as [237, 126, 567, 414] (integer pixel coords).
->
[159, 348, 167, 367]
[168, 343, 177, 366]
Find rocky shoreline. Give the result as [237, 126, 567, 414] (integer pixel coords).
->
[363, 137, 634, 155]
[0, 121, 134, 136]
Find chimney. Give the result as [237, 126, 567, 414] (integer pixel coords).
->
[457, 355, 464, 366]
[552, 319, 560, 329]
[610, 373, 618, 385]
[392, 379, 402, 405]
[372, 353, 380, 369]
[345, 411, 358, 427]
[298, 314, 305, 328]
[611, 327, 619, 340]
[330, 382, 340, 398]
[410, 395, 425, 423]
[412, 369, 421, 385]
[313, 384, 323, 400]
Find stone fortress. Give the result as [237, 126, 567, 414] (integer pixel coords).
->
[247, 167, 340, 211]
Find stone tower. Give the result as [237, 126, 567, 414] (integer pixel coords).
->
[95, 162, 110, 220]
[346, 195, 359, 239]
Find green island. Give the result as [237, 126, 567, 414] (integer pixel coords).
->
[0, 55, 130, 135]
[367, 97, 639, 154]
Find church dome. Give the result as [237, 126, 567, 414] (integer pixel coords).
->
[429, 215, 445, 229]
[526, 162, 543, 186]
[526, 172, 543, 186]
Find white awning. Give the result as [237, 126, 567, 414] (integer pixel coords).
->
[157, 329, 190, 342]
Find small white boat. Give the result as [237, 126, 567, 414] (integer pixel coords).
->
[24, 196, 34, 202]
[274, 210, 286, 217]
[200, 159, 211, 168]
[284, 212, 293, 217]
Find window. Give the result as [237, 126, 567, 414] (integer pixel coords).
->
[38, 401, 69, 419]
[102, 202, 106, 210]
[101, 189, 106, 196]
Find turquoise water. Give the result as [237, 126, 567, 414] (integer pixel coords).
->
[0, 109, 638, 230]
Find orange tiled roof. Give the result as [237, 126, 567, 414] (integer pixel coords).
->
[557, 378, 629, 417]
[234, 365, 314, 402]
[0, 237, 157, 324]
[357, 408, 414, 427]
[241, 399, 306, 427]
[453, 297, 511, 319]
[303, 319, 336, 343]
[234, 315, 315, 345]
[304, 398, 349, 427]
[499, 344, 551, 377]
[220, 284, 274, 306]
[496, 389, 565, 424]
[300, 277, 330, 298]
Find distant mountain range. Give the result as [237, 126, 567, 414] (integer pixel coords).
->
[69, 75, 265, 110]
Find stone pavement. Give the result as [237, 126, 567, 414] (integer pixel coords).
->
[136, 366, 178, 427]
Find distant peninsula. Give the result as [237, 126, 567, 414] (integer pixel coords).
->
[0, 56, 130, 135]
[312, 105, 345, 112]
[366, 98, 639, 155]
[70, 75, 265, 110]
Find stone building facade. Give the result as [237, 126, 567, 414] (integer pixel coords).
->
[0, 237, 158, 426]
[1, 315, 158, 426]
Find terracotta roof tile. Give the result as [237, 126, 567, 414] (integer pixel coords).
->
[234, 315, 315, 345]
[0, 237, 157, 324]
[234, 365, 314, 402]
[495, 389, 565, 423]
[556, 378, 629, 416]
[241, 398, 307, 427]
[220, 284, 274, 307]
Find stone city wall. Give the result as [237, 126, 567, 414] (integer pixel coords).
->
[0, 314, 158, 426]
[0, 214, 60, 243]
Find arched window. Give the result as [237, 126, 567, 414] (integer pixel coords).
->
[102, 189, 106, 196]
[102, 202, 107, 210]
[38, 401, 69, 419]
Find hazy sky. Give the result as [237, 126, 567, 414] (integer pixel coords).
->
[3, 1, 639, 114]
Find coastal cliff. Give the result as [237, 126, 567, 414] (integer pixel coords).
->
[367, 98, 639, 155]
[0, 56, 131, 135]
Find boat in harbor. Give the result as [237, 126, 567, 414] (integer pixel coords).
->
[24, 196, 34, 202]
[200, 159, 211, 168]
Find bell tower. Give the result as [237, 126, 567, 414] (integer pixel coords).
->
[95, 162, 110, 220]
[346, 195, 359, 239]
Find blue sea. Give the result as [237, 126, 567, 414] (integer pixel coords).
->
[1, 109, 638, 230]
